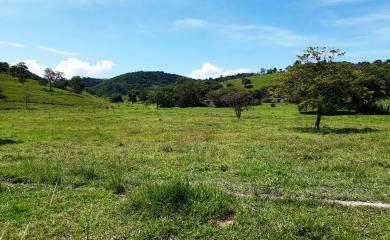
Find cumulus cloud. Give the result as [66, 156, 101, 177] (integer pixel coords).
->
[174, 18, 208, 29]
[189, 62, 251, 79]
[54, 58, 115, 78]
[37, 46, 79, 56]
[0, 40, 26, 48]
[13, 58, 114, 78]
[15, 60, 46, 76]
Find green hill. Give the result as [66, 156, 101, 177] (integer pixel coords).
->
[91, 71, 189, 96]
[223, 72, 286, 90]
[0, 73, 106, 108]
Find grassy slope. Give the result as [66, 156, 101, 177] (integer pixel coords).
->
[0, 103, 389, 239]
[0, 73, 106, 108]
[223, 72, 285, 90]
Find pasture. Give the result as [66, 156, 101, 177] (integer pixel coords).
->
[0, 103, 389, 239]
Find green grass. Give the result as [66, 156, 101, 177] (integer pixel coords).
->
[0, 103, 389, 238]
[0, 73, 107, 109]
[223, 72, 285, 90]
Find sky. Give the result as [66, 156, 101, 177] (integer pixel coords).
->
[1, 0, 389, 79]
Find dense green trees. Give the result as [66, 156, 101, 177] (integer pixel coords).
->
[110, 95, 124, 103]
[128, 90, 139, 104]
[10, 62, 30, 84]
[284, 47, 353, 129]
[284, 47, 390, 129]
[69, 76, 85, 94]
[0, 62, 10, 73]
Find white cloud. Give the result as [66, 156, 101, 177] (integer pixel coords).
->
[189, 62, 251, 79]
[316, 0, 361, 6]
[37, 46, 79, 56]
[174, 18, 311, 47]
[0, 40, 26, 48]
[219, 24, 311, 47]
[13, 58, 114, 78]
[334, 11, 390, 25]
[174, 18, 208, 29]
[54, 58, 115, 78]
[14, 60, 46, 76]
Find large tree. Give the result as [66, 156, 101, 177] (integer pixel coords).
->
[69, 76, 85, 94]
[44, 68, 66, 91]
[10, 62, 29, 84]
[128, 90, 139, 104]
[148, 86, 175, 109]
[284, 47, 358, 129]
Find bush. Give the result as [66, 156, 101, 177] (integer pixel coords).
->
[108, 172, 126, 194]
[110, 95, 124, 103]
[74, 165, 99, 181]
[125, 179, 235, 221]
[376, 99, 390, 113]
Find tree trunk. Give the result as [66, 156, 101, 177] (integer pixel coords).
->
[315, 105, 322, 130]
[235, 108, 241, 119]
[49, 81, 52, 92]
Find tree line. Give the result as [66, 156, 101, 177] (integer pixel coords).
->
[0, 62, 86, 94]
[110, 47, 389, 128]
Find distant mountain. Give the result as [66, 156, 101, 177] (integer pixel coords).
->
[90, 71, 190, 96]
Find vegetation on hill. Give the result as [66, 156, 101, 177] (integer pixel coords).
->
[90, 71, 188, 96]
[0, 73, 105, 108]
[222, 72, 285, 90]
[83, 77, 103, 88]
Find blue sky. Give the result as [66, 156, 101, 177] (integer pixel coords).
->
[1, 0, 389, 79]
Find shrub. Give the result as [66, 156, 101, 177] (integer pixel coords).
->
[108, 172, 126, 194]
[110, 95, 124, 103]
[74, 165, 99, 181]
[376, 99, 390, 113]
[125, 179, 235, 221]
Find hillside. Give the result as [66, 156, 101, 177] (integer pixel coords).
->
[0, 73, 106, 108]
[223, 72, 286, 90]
[90, 71, 189, 96]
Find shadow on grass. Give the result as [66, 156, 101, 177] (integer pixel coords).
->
[292, 127, 379, 135]
[300, 111, 389, 116]
[0, 139, 22, 146]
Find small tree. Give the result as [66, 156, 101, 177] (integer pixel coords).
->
[10, 62, 29, 84]
[22, 88, 32, 109]
[128, 90, 139, 104]
[284, 47, 356, 130]
[222, 91, 252, 119]
[44, 68, 56, 92]
[69, 76, 85, 94]
[0, 89, 7, 100]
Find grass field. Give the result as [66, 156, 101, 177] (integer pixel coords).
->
[0, 102, 389, 239]
[223, 73, 285, 90]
